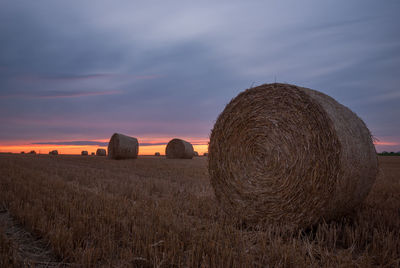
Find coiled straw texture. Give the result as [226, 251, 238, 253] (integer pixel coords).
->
[208, 83, 378, 228]
[166, 139, 194, 159]
[96, 149, 106, 156]
[108, 133, 139, 160]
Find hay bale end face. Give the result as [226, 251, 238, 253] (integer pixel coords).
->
[96, 149, 106, 156]
[166, 139, 194, 159]
[108, 133, 138, 159]
[208, 83, 378, 228]
[81, 151, 88, 156]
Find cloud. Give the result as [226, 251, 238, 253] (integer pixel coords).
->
[374, 141, 399, 146]
[351, 90, 400, 105]
[0, 89, 122, 99]
[32, 141, 108, 146]
[16, 73, 161, 82]
[0, 1, 399, 146]
[31, 140, 207, 146]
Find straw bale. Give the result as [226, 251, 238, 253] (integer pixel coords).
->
[96, 149, 106, 156]
[81, 151, 88, 156]
[108, 133, 138, 159]
[166, 139, 194, 159]
[155, 152, 161, 156]
[208, 83, 378, 228]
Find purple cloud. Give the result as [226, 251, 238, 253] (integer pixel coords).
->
[31, 141, 171, 146]
[32, 141, 109, 146]
[31, 140, 208, 146]
[16, 73, 161, 82]
[0, 89, 122, 99]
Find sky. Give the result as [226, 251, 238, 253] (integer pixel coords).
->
[0, 0, 399, 154]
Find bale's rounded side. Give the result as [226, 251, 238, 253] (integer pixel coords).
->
[108, 133, 138, 159]
[166, 139, 194, 159]
[96, 149, 106, 156]
[208, 83, 378, 228]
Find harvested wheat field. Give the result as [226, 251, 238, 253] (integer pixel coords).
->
[0, 154, 399, 267]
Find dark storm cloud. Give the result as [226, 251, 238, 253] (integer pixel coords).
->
[0, 0, 399, 151]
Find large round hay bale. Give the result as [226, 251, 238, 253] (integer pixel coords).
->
[108, 133, 138, 159]
[81, 151, 88, 156]
[166, 139, 194, 159]
[96, 148, 106, 156]
[50, 150, 58, 155]
[209, 83, 378, 228]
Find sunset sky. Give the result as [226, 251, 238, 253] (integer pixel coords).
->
[0, 1, 399, 154]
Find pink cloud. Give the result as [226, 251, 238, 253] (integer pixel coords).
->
[373, 137, 400, 153]
[374, 141, 399, 146]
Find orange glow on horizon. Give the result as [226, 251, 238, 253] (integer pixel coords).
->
[2, 137, 399, 155]
[0, 144, 107, 155]
[0, 138, 209, 155]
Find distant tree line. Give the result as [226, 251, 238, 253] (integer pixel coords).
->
[378, 151, 400, 156]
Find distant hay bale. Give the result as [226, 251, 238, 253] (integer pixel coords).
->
[29, 150, 36, 155]
[193, 151, 199, 156]
[155, 152, 161, 156]
[49, 150, 58, 155]
[91, 152, 95, 156]
[203, 153, 208, 156]
[208, 83, 378, 228]
[81, 151, 88, 156]
[108, 133, 138, 159]
[20, 152, 25, 154]
[96, 149, 106, 156]
[166, 138, 194, 159]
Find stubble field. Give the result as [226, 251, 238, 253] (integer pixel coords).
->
[0, 154, 399, 267]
